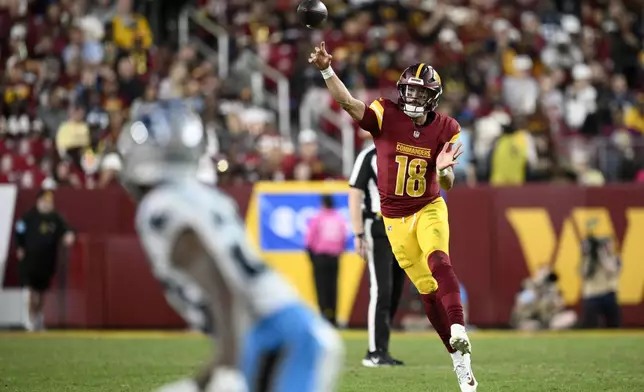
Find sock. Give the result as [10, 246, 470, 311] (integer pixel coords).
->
[428, 251, 465, 327]
[25, 310, 35, 331]
[421, 293, 455, 353]
[35, 311, 44, 330]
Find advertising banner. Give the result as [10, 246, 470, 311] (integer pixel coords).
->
[246, 182, 364, 326]
[257, 192, 353, 252]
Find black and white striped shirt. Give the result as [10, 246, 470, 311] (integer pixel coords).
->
[348, 144, 380, 220]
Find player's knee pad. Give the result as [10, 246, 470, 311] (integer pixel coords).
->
[392, 246, 412, 270]
[414, 275, 438, 294]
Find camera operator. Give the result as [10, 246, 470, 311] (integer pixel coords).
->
[579, 220, 621, 328]
[15, 189, 75, 332]
[511, 267, 577, 331]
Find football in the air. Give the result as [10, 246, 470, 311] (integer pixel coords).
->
[297, 0, 328, 29]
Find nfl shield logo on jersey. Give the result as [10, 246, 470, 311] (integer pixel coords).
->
[413, 130, 420, 138]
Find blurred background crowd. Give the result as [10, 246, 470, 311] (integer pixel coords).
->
[1, 0, 643, 190]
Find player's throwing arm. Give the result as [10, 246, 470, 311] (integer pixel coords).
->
[308, 42, 367, 121]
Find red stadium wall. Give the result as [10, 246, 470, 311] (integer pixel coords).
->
[4, 185, 644, 328]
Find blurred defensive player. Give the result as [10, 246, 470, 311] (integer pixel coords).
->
[117, 101, 343, 392]
[310, 42, 477, 391]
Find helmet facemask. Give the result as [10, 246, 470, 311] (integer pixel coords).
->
[398, 84, 441, 118]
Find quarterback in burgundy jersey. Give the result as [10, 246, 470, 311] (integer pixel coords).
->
[310, 42, 478, 392]
[357, 95, 461, 218]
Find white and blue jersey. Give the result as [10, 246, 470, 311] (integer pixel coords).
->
[135, 180, 343, 392]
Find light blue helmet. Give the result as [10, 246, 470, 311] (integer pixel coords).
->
[117, 100, 205, 190]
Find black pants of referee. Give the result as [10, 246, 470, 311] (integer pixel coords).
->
[364, 216, 406, 354]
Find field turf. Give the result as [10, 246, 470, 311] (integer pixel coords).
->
[1, 330, 643, 392]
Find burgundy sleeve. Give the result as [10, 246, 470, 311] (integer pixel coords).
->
[357, 99, 384, 137]
[437, 119, 462, 155]
[445, 119, 461, 144]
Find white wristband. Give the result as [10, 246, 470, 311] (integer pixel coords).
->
[320, 66, 334, 80]
[437, 168, 449, 177]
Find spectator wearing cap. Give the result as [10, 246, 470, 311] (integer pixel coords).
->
[502, 55, 539, 116]
[97, 153, 122, 188]
[78, 15, 106, 65]
[14, 189, 75, 332]
[565, 64, 598, 131]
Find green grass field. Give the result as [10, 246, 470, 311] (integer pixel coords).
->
[1, 330, 643, 392]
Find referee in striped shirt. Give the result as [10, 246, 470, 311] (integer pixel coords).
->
[349, 142, 406, 367]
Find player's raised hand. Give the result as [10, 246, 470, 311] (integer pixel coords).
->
[308, 41, 333, 70]
[436, 142, 464, 171]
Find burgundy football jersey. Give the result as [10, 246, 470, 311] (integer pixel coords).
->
[357, 98, 460, 218]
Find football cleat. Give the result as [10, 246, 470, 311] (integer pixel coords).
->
[449, 324, 472, 355]
[361, 351, 401, 367]
[451, 351, 478, 392]
[389, 354, 405, 366]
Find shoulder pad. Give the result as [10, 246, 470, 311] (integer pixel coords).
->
[380, 97, 398, 109]
[444, 116, 461, 144]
